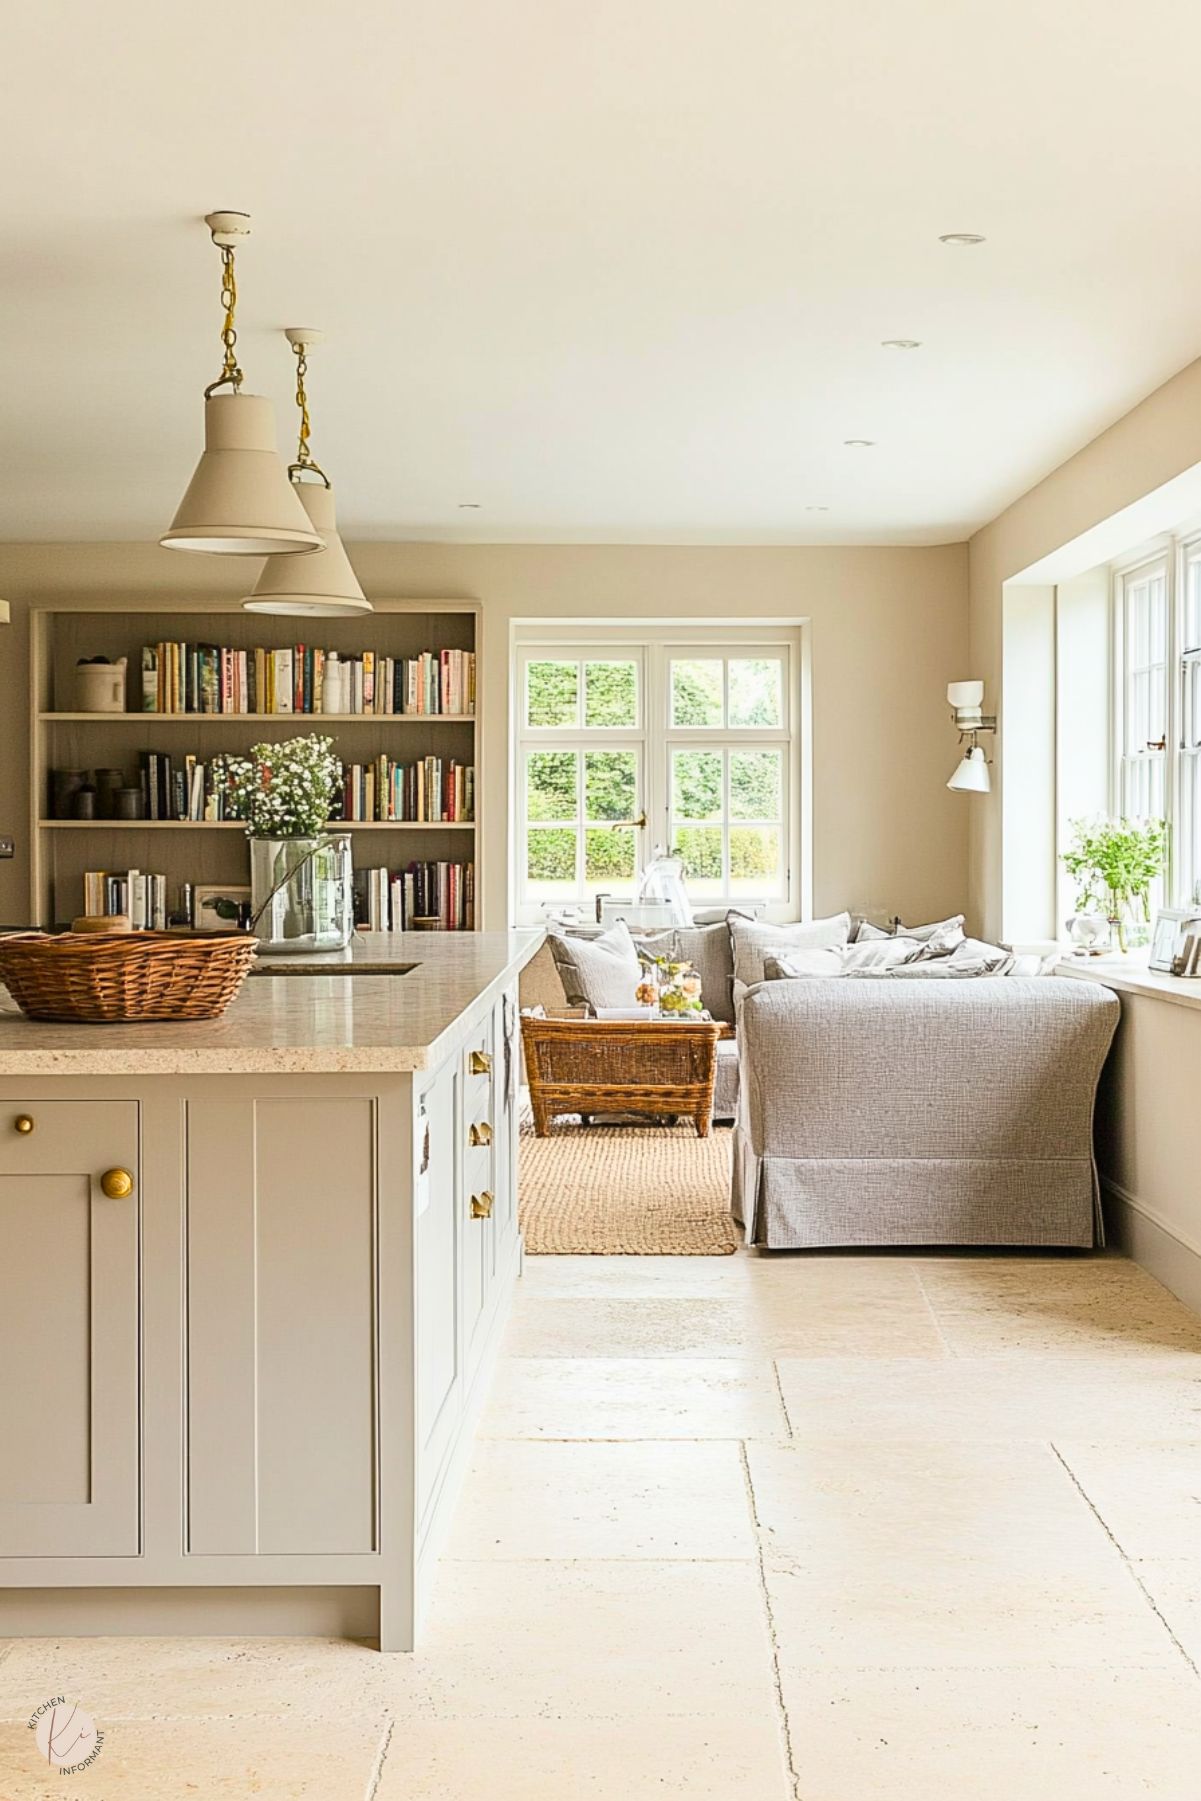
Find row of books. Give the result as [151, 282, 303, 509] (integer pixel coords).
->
[129, 753, 476, 824]
[356, 862, 475, 932]
[339, 758, 475, 823]
[82, 868, 168, 929]
[140, 643, 476, 716]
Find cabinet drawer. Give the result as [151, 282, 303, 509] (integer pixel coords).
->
[0, 1099, 138, 1180]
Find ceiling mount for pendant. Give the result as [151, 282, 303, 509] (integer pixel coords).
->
[160, 211, 324, 558]
[243, 327, 372, 617]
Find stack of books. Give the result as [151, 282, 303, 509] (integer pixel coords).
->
[355, 861, 475, 931]
[82, 869, 168, 929]
[338, 757, 474, 823]
[140, 643, 476, 716]
[139, 752, 238, 821]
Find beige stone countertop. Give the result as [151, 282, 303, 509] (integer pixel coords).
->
[0, 930, 544, 1074]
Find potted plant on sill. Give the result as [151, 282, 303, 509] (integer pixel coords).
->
[215, 734, 353, 954]
[1060, 816, 1167, 954]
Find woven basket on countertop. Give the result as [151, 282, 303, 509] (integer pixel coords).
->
[0, 931, 257, 1023]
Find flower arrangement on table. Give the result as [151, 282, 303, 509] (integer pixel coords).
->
[212, 735, 352, 953]
[635, 952, 705, 1016]
[1060, 815, 1167, 953]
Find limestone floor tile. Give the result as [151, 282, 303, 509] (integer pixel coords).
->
[1051, 1440, 1201, 1559]
[916, 1260, 1201, 1357]
[478, 1356, 787, 1440]
[518, 1252, 922, 1301]
[419, 1558, 774, 1719]
[775, 1354, 1201, 1442]
[747, 1441, 1174, 1669]
[502, 1291, 947, 1359]
[0, 1636, 435, 1725]
[783, 1666, 1201, 1801]
[1132, 1561, 1201, 1665]
[444, 1438, 756, 1560]
[374, 1713, 793, 1800]
[0, 1715, 386, 1801]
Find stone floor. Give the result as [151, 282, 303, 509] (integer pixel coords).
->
[3, 1247, 1201, 1797]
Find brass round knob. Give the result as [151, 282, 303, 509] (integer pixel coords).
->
[99, 1167, 134, 1200]
[14, 1115, 34, 1135]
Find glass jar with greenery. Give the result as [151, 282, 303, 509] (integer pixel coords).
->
[215, 735, 353, 954]
[1060, 817, 1167, 953]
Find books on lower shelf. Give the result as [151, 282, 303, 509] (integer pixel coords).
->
[83, 869, 167, 929]
[355, 862, 475, 932]
[140, 642, 475, 716]
[339, 757, 474, 823]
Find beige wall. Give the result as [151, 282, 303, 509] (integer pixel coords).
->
[0, 540, 968, 928]
[969, 357, 1201, 940]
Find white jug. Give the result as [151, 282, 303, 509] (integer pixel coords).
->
[74, 657, 128, 713]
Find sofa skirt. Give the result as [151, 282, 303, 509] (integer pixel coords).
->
[732, 1130, 1099, 1249]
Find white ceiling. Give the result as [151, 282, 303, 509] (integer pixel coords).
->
[4, 0, 1201, 546]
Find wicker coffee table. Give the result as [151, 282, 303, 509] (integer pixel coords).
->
[521, 1015, 724, 1138]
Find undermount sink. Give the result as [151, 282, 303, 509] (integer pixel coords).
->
[248, 960, 419, 977]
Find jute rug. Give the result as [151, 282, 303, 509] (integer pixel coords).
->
[518, 1117, 738, 1255]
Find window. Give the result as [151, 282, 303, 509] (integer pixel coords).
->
[515, 632, 797, 920]
[1112, 539, 1201, 906]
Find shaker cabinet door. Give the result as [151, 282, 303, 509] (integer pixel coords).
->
[0, 1100, 140, 1558]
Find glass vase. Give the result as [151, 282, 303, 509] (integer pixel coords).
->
[249, 832, 354, 954]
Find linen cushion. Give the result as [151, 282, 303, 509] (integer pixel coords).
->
[728, 912, 852, 987]
[547, 920, 642, 1010]
[762, 949, 847, 981]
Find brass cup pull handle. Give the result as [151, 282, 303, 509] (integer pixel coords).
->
[470, 1190, 494, 1219]
[469, 1120, 493, 1147]
[100, 1167, 134, 1200]
[14, 1115, 34, 1135]
[469, 1049, 492, 1076]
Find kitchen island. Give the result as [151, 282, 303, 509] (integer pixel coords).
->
[0, 930, 543, 1651]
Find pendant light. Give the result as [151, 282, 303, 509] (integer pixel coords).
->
[161, 213, 324, 556]
[243, 329, 372, 616]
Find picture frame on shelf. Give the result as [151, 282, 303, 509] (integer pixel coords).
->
[1148, 907, 1201, 974]
[193, 884, 252, 933]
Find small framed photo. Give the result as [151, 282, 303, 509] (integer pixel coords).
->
[193, 884, 252, 933]
[1148, 907, 1201, 974]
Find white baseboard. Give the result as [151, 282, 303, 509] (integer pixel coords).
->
[1102, 1178, 1201, 1315]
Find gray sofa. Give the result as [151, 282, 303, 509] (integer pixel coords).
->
[732, 977, 1120, 1248]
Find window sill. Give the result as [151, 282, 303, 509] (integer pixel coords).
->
[1056, 952, 1201, 1014]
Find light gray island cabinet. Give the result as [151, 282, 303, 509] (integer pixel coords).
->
[0, 931, 543, 1650]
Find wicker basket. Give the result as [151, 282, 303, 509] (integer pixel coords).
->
[0, 931, 258, 1023]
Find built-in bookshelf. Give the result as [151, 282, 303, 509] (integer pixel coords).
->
[29, 601, 481, 931]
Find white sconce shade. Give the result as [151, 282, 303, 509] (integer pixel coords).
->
[947, 679, 985, 729]
[947, 745, 991, 793]
[0, 600, 10, 625]
[243, 478, 372, 616]
[161, 395, 326, 557]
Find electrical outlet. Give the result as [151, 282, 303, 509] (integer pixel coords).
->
[0, 837, 14, 859]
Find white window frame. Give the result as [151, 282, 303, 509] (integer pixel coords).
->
[1108, 534, 1201, 907]
[513, 626, 801, 924]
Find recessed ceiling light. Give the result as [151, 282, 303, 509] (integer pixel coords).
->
[458, 502, 481, 509]
[805, 505, 830, 512]
[938, 232, 985, 246]
[844, 439, 875, 448]
[881, 338, 921, 350]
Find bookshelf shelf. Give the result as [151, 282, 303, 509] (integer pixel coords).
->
[38, 819, 476, 831]
[30, 601, 482, 930]
[39, 712, 477, 724]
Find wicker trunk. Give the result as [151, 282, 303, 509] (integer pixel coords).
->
[520, 1016, 721, 1137]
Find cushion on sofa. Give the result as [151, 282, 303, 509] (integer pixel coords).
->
[547, 920, 642, 1009]
[728, 912, 852, 987]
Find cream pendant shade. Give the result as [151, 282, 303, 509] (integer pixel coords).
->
[947, 745, 991, 793]
[161, 395, 326, 556]
[243, 479, 372, 616]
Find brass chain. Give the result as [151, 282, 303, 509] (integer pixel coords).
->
[288, 339, 329, 485]
[293, 341, 313, 466]
[218, 245, 242, 389]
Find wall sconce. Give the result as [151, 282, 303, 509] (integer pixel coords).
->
[0, 600, 9, 625]
[946, 680, 996, 793]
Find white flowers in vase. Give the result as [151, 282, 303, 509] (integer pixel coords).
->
[214, 734, 341, 840]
